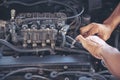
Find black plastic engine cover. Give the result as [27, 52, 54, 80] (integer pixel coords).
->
[0, 55, 91, 70]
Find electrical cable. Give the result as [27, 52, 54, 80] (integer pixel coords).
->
[1, 67, 53, 80]
[66, 35, 84, 49]
[1, 68, 107, 80]
[32, 75, 51, 80]
[92, 74, 107, 80]
[97, 70, 110, 74]
[0, 0, 48, 6]
[51, 71, 107, 80]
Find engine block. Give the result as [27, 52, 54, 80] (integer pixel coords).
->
[0, 0, 119, 80]
[8, 12, 69, 48]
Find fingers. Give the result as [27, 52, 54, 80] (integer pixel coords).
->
[76, 35, 105, 59]
[99, 34, 110, 41]
[80, 24, 93, 35]
[87, 26, 98, 36]
[80, 23, 98, 37]
[76, 35, 86, 44]
[86, 35, 106, 45]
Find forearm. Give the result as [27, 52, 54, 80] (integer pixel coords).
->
[100, 45, 120, 78]
[103, 3, 120, 31]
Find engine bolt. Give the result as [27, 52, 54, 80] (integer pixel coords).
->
[46, 39, 50, 43]
[24, 73, 32, 79]
[23, 43, 27, 47]
[32, 43, 37, 47]
[64, 77, 70, 80]
[42, 42, 46, 47]
[50, 71, 58, 78]
[51, 43, 55, 49]
[64, 65, 68, 69]
[27, 40, 31, 43]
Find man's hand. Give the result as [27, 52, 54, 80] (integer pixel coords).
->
[80, 3, 120, 41]
[80, 23, 113, 41]
[76, 35, 110, 59]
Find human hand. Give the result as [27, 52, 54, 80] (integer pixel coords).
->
[76, 35, 110, 59]
[80, 23, 113, 41]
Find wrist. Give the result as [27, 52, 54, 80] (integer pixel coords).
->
[103, 15, 120, 32]
[95, 44, 114, 59]
[100, 45, 119, 59]
[103, 21, 116, 32]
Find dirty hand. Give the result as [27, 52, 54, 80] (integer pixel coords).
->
[76, 35, 110, 59]
[80, 23, 113, 41]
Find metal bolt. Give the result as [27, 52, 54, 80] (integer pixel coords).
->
[64, 65, 68, 69]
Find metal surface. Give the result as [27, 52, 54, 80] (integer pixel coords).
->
[0, 55, 90, 68]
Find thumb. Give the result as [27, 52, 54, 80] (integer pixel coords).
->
[76, 35, 86, 44]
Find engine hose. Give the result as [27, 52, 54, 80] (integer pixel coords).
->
[0, 39, 55, 53]
[55, 47, 89, 55]
[0, 39, 88, 54]
[0, 34, 10, 52]
[0, 34, 10, 58]
[1, 67, 53, 80]
[74, 16, 82, 37]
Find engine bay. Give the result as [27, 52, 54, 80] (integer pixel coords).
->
[0, 0, 120, 80]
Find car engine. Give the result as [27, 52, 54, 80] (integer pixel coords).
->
[0, 0, 119, 80]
